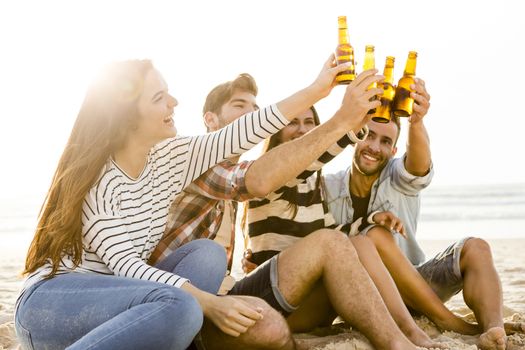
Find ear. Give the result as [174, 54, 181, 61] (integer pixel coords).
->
[203, 111, 220, 131]
[392, 146, 398, 156]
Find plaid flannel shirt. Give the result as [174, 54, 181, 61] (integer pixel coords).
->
[148, 160, 255, 269]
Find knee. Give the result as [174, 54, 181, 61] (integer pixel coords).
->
[152, 287, 204, 342]
[193, 239, 227, 266]
[365, 226, 396, 251]
[461, 237, 492, 262]
[243, 297, 292, 349]
[311, 229, 358, 260]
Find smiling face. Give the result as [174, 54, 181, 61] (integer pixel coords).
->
[353, 120, 398, 177]
[215, 89, 258, 129]
[135, 68, 178, 146]
[278, 108, 317, 144]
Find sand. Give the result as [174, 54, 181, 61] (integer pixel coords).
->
[1, 238, 524, 349]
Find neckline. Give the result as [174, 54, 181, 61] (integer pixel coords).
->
[110, 157, 148, 182]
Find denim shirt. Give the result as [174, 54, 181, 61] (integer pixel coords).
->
[323, 156, 433, 266]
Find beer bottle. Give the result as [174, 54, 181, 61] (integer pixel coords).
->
[374, 56, 395, 123]
[362, 45, 377, 114]
[335, 16, 355, 84]
[392, 51, 417, 117]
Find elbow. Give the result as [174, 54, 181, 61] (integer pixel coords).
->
[245, 176, 272, 198]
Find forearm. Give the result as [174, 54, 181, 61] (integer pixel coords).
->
[405, 120, 431, 176]
[181, 281, 215, 314]
[275, 84, 325, 121]
[245, 117, 349, 197]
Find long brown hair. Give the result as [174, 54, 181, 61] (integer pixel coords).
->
[24, 60, 154, 277]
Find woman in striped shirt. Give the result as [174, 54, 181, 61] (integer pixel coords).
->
[16, 58, 350, 349]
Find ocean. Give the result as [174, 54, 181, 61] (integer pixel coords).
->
[417, 182, 525, 240]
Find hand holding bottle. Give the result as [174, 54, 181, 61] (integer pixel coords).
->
[330, 69, 384, 132]
[309, 53, 357, 99]
[408, 78, 431, 124]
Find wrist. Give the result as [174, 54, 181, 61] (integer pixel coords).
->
[367, 211, 381, 224]
[307, 81, 328, 100]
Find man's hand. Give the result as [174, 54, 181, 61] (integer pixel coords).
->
[204, 295, 264, 337]
[310, 54, 357, 99]
[373, 211, 406, 238]
[242, 249, 259, 274]
[330, 69, 385, 132]
[408, 78, 431, 124]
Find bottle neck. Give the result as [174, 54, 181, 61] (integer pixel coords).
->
[383, 66, 394, 84]
[404, 57, 417, 76]
[338, 28, 349, 44]
[363, 52, 375, 70]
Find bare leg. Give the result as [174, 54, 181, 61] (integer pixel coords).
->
[460, 238, 506, 350]
[286, 281, 337, 333]
[350, 235, 445, 349]
[367, 227, 480, 335]
[200, 296, 296, 350]
[276, 228, 419, 350]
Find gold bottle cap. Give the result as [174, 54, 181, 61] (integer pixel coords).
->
[338, 16, 348, 28]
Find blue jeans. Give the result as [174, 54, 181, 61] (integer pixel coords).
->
[15, 239, 226, 350]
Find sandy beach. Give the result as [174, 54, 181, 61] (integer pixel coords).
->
[1, 237, 524, 349]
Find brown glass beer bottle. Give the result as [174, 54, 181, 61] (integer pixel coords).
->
[392, 51, 417, 117]
[335, 16, 355, 84]
[374, 56, 395, 123]
[363, 45, 377, 114]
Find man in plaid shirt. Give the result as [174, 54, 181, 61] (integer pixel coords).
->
[148, 74, 259, 274]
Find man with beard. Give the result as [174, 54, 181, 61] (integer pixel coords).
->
[323, 78, 523, 350]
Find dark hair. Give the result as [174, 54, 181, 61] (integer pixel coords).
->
[24, 60, 154, 277]
[202, 73, 258, 116]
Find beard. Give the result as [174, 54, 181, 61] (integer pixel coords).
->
[353, 150, 389, 177]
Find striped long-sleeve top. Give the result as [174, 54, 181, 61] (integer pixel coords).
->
[245, 128, 368, 265]
[20, 105, 289, 296]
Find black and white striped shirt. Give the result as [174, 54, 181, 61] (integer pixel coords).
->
[21, 105, 288, 295]
[245, 128, 368, 265]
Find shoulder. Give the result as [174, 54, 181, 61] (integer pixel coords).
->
[323, 168, 350, 202]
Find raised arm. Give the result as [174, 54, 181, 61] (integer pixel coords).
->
[245, 69, 384, 198]
[404, 78, 432, 176]
[179, 55, 355, 188]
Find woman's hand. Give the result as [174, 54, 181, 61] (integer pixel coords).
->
[182, 282, 263, 337]
[310, 54, 355, 98]
[373, 211, 406, 238]
[203, 295, 264, 337]
[242, 249, 259, 274]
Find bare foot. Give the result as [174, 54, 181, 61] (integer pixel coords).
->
[504, 322, 525, 335]
[405, 326, 448, 349]
[478, 327, 507, 350]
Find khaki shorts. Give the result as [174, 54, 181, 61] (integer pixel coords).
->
[416, 237, 473, 302]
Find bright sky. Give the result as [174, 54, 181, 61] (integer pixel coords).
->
[1, 0, 524, 200]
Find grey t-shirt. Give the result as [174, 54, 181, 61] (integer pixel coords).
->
[324, 156, 433, 266]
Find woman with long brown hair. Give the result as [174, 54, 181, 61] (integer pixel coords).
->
[15, 58, 350, 349]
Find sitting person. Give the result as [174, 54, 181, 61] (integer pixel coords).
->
[15, 57, 358, 349]
[323, 78, 524, 350]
